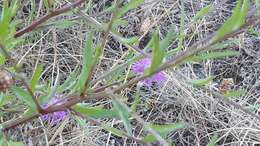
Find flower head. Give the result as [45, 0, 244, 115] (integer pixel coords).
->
[132, 58, 166, 86]
[41, 97, 68, 125]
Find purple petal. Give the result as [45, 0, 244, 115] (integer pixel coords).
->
[131, 58, 167, 87]
[40, 97, 68, 125]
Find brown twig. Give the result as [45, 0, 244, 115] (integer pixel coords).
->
[14, 0, 85, 38]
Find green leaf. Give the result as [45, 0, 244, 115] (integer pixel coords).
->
[148, 31, 165, 74]
[131, 94, 141, 113]
[11, 86, 36, 110]
[30, 64, 43, 92]
[112, 98, 132, 135]
[176, 1, 186, 52]
[256, 0, 260, 16]
[57, 69, 78, 93]
[103, 125, 124, 137]
[160, 27, 178, 50]
[118, 36, 139, 45]
[149, 122, 185, 134]
[192, 4, 213, 21]
[116, 0, 144, 18]
[206, 135, 218, 146]
[211, 0, 250, 43]
[7, 141, 24, 146]
[143, 122, 185, 143]
[40, 20, 77, 29]
[0, 54, 6, 66]
[77, 33, 94, 90]
[223, 90, 246, 98]
[188, 50, 240, 62]
[72, 103, 119, 119]
[38, 86, 57, 105]
[190, 76, 214, 87]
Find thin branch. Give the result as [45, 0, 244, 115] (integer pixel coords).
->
[80, 0, 119, 96]
[14, 0, 85, 38]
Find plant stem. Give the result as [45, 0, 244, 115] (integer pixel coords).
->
[14, 0, 85, 38]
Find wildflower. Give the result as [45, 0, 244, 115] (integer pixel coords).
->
[41, 97, 68, 124]
[132, 58, 166, 86]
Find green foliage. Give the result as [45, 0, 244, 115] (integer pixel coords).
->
[39, 19, 78, 29]
[223, 90, 246, 98]
[103, 125, 124, 137]
[256, 0, 260, 16]
[112, 98, 132, 135]
[72, 103, 119, 119]
[206, 135, 218, 146]
[192, 4, 213, 21]
[0, 55, 6, 66]
[187, 50, 240, 62]
[143, 122, 185, 143]
[147, 31, 165, 74]
[11, 86, 37, 110]
[57, 69, 78, 93]
[30, 64, 43, 92]
[118, 36, 139, 45]
[131, 93, 141, 113]
[76, 33, 94, 91]
[0, 133, 24, 146]
[160, 26, 178, 51]
[0, 0, 21, 51]
[190, 76, 214, 87]
[116, 0, 144, 19]
[211, 0, 250, 43]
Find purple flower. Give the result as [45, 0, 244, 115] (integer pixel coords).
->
[41, 97, 68, 124]
[132, 58, 166, 86]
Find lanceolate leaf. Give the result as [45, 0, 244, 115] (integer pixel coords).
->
[77, 33, 94, 90]
[190, 76, 214, 87]
[143, 122, 185, 143]
[72, 104, 119, 119]
[30, 64, 43, 92]
[223, 90, 246, 98]
[206, 135, 218, 146]
[57, 68, 78, 93]
[148, 31, 165, 74]
[192, 4, 213, 21]
[11, 86, 36, 110]
[112, 98, 132, 135]
[103, 125, 124, 137]
[187, 50, 240, 62]
[160, 26, 178, 50]
[116, 0, 144, 18]
[211, 0, 250, 43]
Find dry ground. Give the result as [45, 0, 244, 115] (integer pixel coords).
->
[2, 0, 260, 145]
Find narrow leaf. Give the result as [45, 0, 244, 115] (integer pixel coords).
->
[116, 0, 144, 18]
[131, 94, 141, 112]
[206, 135, 218, 146]
[72, 104, 119, 119]
[192, 4, 213, 21]
[160, 27, 177, 50]
[223, 90, 246, 98]
[143, 122, 185, 143]
[148, 31, 165, 74]
[77, 33, 94, 90]
[103, 125, 124, 137]
[112, 98, 132, 135]
[11, 86, 36, 110]
[188, 50, 240, 62]
[190, 76, 214, 87]
[211, 0, 249, 43]
[30, 64, 43, 92]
